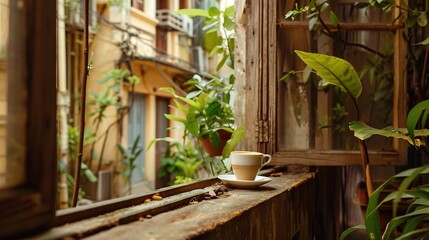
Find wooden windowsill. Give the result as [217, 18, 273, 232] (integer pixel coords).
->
[33, 169, 316, 239]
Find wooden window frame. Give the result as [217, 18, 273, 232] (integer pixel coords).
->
[0, 1, 57, 238]
[237, 0, 408, 166]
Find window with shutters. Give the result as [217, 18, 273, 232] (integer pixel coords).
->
[237, 0, 408, 166]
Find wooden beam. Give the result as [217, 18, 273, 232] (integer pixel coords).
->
[270, 150, 400, 166]
[278, 20, 402, 31]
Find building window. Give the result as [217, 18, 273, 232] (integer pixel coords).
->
[131, 0, 144, 12]
[127, 93, 147, 183]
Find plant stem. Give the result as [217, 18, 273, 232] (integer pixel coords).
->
[359, 140, 374, 195]
[353, 98, 374, 196]
[72, 0, 90, 207]
[220, 158, 228, 172]
[209, 161, 215, 177]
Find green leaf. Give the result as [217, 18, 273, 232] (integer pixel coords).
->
[417, 36, 429, 45]
[280, 70, 295, 83]
[178, 96, 201, 110]
[384, 208, 429, 239]
[131, 135, 141, 153]
[223, 15, 235, 31]
[302, 65, 312, 83]
[401, 215, 426, 239]
[208, 130, 221, 148]
[216, 54, 228, 71]
[320, 2, 329, 12]
[417, 12, 428, 27]
[285, 10, 294, 19]
[350, 121, 408, 141]
[204, 30, 222, 52]
[202, 20, 219, 32]
[365, 165, 429, 240]
[354, 2, 370, 8]
[117, 143, 127, 156]
[208, 6, 220, 17]
[147, 137, 180, 150]
[165, 113, 186, 124]
[186, 90, 202, 99]
[222, 126, 245, 159]
[174, 8, 209, 17]
[407, 99, 429, 146]
[339, 225, 365, 240]
[295, 50, 362, 99]
[406, 14, 418, 28]
[186, 111, 199, 137]
[224, 5, 234, 18]
[209, 45, 222, 57]
[308, 16, 318, 30]
[160, 87, 177, 97]
[206, 101, 221, 118]
[395, 228, 429, 240]
[84, 168, 97, 182]
[172, 99, 187, 114]
[329, 11, 339, 25]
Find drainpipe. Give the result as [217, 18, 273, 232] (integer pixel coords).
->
[58, 0, 70, 209]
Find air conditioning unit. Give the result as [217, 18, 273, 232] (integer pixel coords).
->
[192, 46, 207, 73]
[181, 15, 193, 37]
[156, 10, 193, 37]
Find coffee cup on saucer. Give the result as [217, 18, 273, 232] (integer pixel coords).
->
[230, 151, 272, 181]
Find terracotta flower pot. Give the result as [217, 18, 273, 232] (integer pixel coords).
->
[198, 129, 232, 156]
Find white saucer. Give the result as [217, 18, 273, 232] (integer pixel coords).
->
[218, 174, 272, 188]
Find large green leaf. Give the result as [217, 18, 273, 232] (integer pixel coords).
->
[349, 121, 429, 146]
[295, 50, 362, 100]
[174, 8, 209, 17]
[407, 99, 429, 146]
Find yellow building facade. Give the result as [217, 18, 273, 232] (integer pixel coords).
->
[60, 0, 204, 201]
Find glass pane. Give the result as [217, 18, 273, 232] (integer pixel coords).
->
[278, 1, 394, 152]
[1, 0, 26, 189]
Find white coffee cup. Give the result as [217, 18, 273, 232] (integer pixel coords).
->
[230, 151, 272, 180]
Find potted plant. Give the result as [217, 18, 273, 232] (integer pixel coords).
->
[161, 74, 244, 159]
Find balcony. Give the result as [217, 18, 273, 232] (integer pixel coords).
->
[156, 10, 193, 37]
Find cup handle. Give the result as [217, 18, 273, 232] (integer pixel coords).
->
[261, 154, 272, 167]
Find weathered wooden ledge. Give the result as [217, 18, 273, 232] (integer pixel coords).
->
[34, 171, 316, 239]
